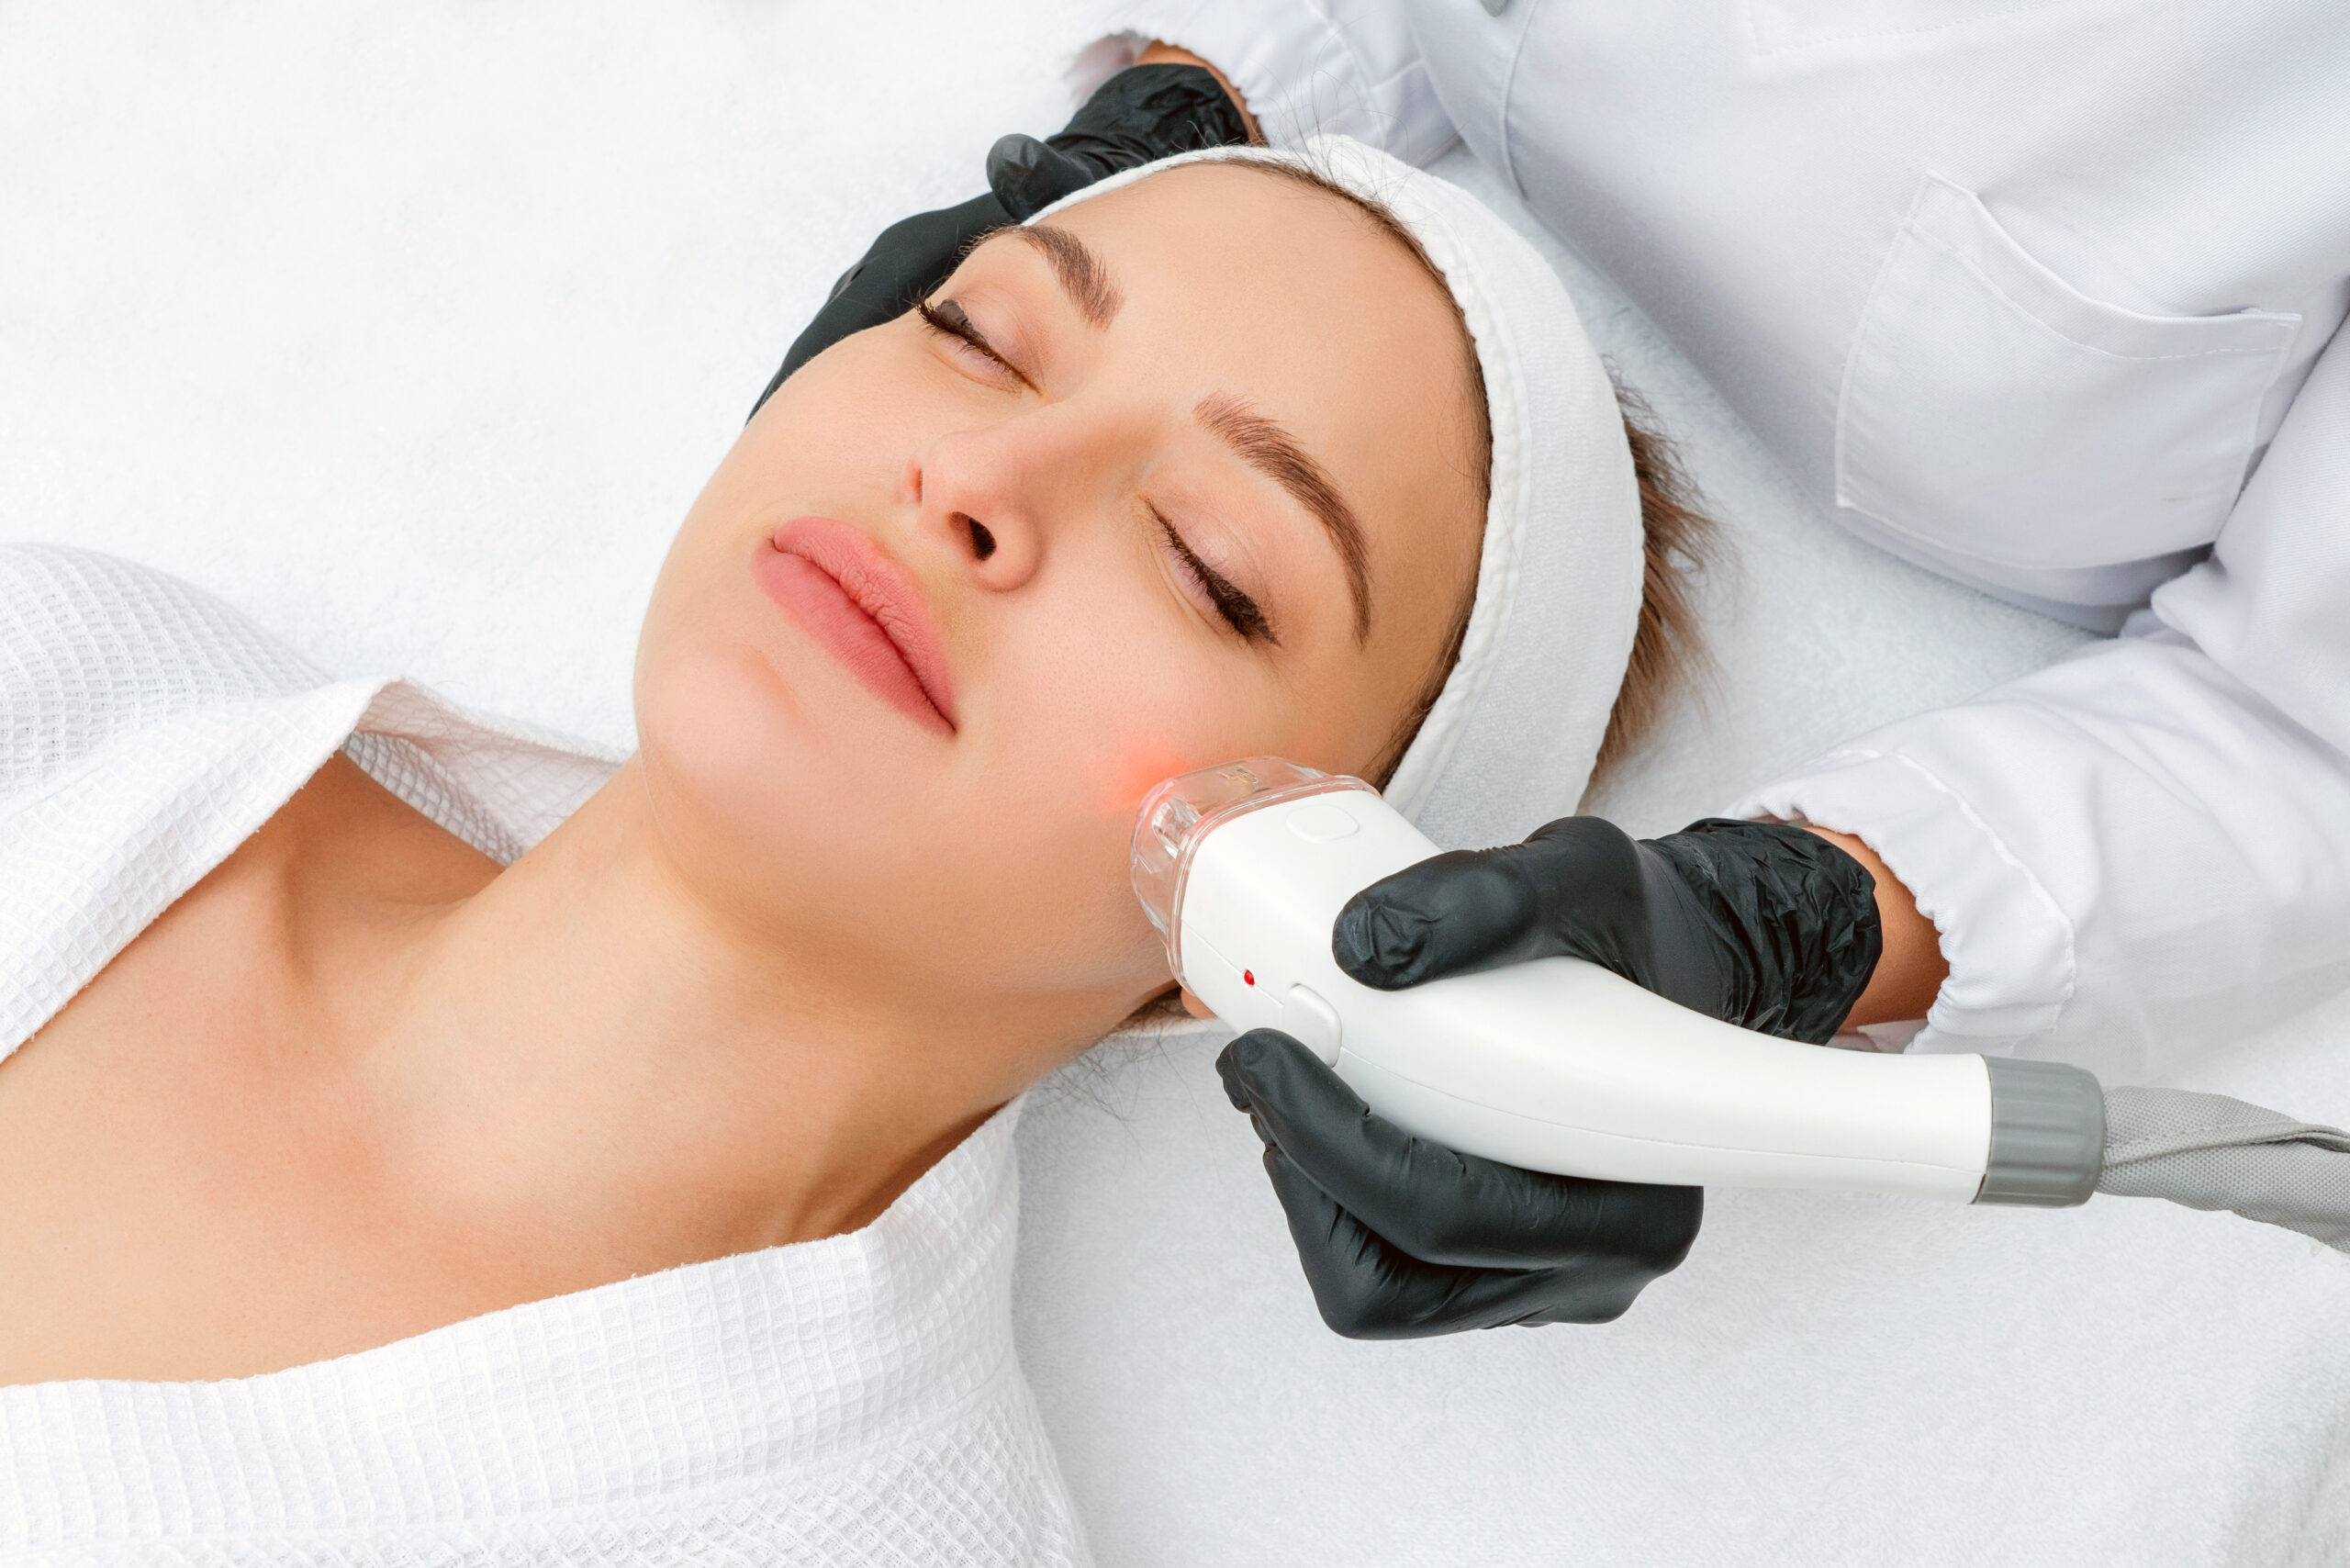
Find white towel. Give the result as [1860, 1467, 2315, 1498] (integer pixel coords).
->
[0, 545, 1088, 1567]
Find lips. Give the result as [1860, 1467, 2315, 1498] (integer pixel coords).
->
[755, 517, 958, 734]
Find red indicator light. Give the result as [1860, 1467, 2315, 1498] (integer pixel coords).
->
[1243, 969, 1255, 986]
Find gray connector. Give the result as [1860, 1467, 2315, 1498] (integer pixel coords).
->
[1975, 1058, 2106, 1207]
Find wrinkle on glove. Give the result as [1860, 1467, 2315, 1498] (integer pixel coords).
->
[1336, 815, 1882, 1045]
[986, 64, 1253, 221]
[1217, 1030, 1700, 1338]
[2099, 1086, 2350, 1253]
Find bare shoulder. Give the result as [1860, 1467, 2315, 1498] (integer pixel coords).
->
[0, 754, 498, 1386]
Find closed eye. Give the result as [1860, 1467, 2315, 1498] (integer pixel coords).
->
[1153, 504, 1276, 645]
[917, 297, 1027, 385]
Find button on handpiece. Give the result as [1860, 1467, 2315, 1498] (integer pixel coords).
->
[1279, 984, 1344, 1067]
[1286, 802, 1360, 843]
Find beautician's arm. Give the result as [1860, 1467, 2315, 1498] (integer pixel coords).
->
[1738, 323, 2350, 1080]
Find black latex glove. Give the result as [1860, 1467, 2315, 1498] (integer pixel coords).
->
[1337, 816, 1885, 1046]
[979, 62, 1253, 220]
[1216, 1030, 1701, 1338]
[748, 63, 1251, 416]
[1217, 818, 1876, 1338]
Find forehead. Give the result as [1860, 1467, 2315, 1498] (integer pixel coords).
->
[1044, 162, 1467, 382]
[1039, 162, 1486, 611]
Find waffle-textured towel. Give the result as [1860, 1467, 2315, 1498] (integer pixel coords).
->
[0, 544, 1088, 1567]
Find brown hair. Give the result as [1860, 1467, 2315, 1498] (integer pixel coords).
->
[1596, 384, 1716, 775]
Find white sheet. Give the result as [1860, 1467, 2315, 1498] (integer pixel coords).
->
[6, 4, 2344, 1562]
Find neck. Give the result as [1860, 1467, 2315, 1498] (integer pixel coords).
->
[348, 761, 1125, 1269]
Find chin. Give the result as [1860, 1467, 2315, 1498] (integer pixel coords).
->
[637, 638, 912, 883]
[631, 623, 1169, 1000]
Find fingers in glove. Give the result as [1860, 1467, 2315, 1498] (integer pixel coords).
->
[986, 134, 1098, 222]
[757, 63, 1249, 417]
[1059, 63, 1253, 154]
[1261, 1148, 1639, 1338]
[1223, 1031, 1701, 1273]
[1332, 817, 1662, 990]
[750, 191, 1012, 418]
[1331, 846, 1542, 990]
[1214, 1031, 1263, 1113]
[992, 64, 1254, 221]
[1334, 815, 1739, 1022]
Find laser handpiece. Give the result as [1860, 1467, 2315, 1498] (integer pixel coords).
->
[1132, 758, 2107, 1205]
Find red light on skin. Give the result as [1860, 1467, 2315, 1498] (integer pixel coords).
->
[1097, 740, 1203, 820]
[1244, 970, 1254, 986]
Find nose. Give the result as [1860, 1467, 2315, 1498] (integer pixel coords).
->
[903, 414, 1087, 595]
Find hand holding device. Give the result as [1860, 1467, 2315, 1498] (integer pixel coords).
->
[1336, 814, 1886, 1045]
[1216, 1027, 1701, 1338]
[1136, 757, 2102, 1202]
[1138, 759, 2105, 1333]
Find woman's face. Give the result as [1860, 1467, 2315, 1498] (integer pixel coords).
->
[635, 163, 1485, 1023]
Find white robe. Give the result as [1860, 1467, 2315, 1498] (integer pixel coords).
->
[1086, 0, 2350, 1080]
[0, 544, 1089, 1567]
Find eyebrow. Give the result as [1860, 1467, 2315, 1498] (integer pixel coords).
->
[971, 226, 1372, 641]
[1194, 393, 1373, 642]
[1000, 223, 1123, 330]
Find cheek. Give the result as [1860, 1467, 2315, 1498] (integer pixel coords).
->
[633, 578, 955, 948]
[928, 595, 1266, 987]
[1096, 738, 1209, 819]
[1008, 610, 1270, 816]
[983, 606, 1308, 900]
[981, 548, 1399, 840]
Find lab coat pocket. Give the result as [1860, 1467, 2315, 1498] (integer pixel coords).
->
[1835, 175, 2297, 568]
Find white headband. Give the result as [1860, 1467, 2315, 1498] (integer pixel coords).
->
[1037, 136, 1643, 848]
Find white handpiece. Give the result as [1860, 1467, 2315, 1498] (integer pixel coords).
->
[1132, 759, 2104, 1205]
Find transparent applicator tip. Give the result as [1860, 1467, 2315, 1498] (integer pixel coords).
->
[1128, 756, 1371, 980]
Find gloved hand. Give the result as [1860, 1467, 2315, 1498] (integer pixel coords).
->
[1216, 1029, 1701, 1338]
[1336, 815, 1885, 1045]
[748, 62, 1252, 416]
[1218, 817, 1881, 1338]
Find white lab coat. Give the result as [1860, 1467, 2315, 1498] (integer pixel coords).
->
[1085, 0, 2350, 1081]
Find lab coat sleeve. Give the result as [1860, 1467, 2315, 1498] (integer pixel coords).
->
[1734, 323, 2350, 1083]
[1070, 0, 1460, 166]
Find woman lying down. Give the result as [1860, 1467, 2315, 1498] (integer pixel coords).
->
[0, 139, 1704, 1562]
